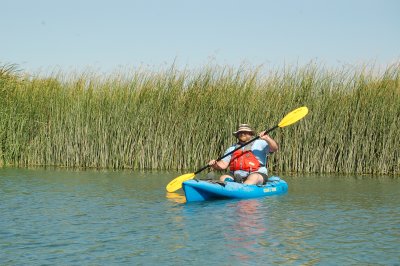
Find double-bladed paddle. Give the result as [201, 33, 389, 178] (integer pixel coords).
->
[166, 106, 309, 192]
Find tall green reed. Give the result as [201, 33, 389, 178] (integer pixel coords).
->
[0, 63, 398, 175]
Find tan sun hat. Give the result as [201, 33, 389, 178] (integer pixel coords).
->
[233, 124, 255, 137]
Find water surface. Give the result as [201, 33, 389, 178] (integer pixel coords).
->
[0, 168, 399, 265]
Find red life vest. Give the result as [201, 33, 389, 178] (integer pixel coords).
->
[229, 144, 260, 172]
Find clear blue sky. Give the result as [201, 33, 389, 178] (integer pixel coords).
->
[2, 0, 400, 73]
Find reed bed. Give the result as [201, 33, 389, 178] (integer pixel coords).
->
[0, 63, 399, 175]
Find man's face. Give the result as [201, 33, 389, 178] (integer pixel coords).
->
[237, 132, 253, 143]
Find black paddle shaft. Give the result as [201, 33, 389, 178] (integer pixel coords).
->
[194, 125, 279, 175]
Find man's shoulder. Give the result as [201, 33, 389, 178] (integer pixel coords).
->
[253, 139, 268, 148]
[222, 145, 236, 159]
[226, 144, 236, 151]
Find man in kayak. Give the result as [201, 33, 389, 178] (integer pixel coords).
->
[208, 124, 278, 185]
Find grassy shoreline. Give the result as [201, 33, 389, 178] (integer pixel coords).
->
[1, 63, 399, 175]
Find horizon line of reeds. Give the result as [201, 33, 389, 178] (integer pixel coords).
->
[0, 62, 399, 175]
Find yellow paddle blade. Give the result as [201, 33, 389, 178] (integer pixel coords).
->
[278, 106, 309, 128]
[166, 173, 195, 192]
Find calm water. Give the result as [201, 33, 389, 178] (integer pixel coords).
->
[0, 168, 399, 265]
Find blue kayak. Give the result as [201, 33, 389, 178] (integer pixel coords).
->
[182, 176, 288, 202]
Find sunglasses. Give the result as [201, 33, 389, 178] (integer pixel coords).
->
[237, 132, 252, 135]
